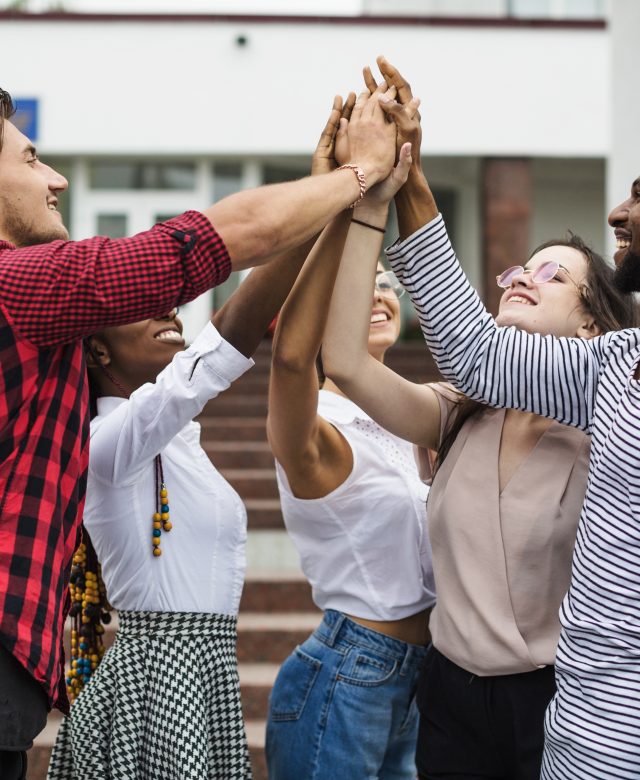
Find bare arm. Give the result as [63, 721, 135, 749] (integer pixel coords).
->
[206, 90, 395, 270]
[322, 141, 442, 450]
[267, 213, 354, 499]
[212, 97, 354, 357]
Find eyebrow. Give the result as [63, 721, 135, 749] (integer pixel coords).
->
[21, 144, 37, 159]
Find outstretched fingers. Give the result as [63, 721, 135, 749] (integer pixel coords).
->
[377, 55, 414, 106]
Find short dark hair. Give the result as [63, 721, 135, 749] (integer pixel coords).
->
[0, 88, 16, 155]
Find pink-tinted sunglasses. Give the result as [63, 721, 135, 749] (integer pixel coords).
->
[496, 260, 574, 289]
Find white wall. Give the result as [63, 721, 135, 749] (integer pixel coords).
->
[606, 0, 640, 257]
[0, 17, 607, 158]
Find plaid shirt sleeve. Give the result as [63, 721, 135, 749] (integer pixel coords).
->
[0, 210, 231, 347]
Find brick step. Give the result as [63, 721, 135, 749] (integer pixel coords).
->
[221, 468, 278, 499]
[197, 417, 267, 442]
[237, 612, 319, 663]
[246, 499, 284, 530]
[28, 717, 268, 780]
[205, 441, 274, 469]
[240, 572, 313, 612]
[202, 396, 268, 417]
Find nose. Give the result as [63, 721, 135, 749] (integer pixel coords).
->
[45, 163, 68, 194]
[608, 196, 630, 227]
[510, 269, 535, 289]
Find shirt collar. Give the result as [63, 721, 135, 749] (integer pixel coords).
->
[96, 396, 126, 416]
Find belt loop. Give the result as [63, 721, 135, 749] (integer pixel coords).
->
[323, 611, 346, 647]
[399, 644, 413, 677]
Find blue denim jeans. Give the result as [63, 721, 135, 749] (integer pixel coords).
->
[266, 610, 428, 780]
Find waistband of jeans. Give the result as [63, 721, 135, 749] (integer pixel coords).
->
[315, 609, 428, 665]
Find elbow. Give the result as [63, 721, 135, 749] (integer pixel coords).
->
[222, 218, 280, 270]
[271, 341, 315, 377]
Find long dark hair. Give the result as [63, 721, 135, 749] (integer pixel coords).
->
[434, 234, 638, 472]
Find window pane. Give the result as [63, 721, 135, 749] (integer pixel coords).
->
[89, 161, 196, 190]
[97, 214, 128, 238]
[263, 165, 308, 184]
[213, 162, 243, 202]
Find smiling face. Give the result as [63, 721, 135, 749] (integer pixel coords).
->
[367, 264, 401, 360]
[0, 121, 69, 246]
[609, 176, 640, 292]
[495, 245, 595, 338]
[88, 311, 185, 396]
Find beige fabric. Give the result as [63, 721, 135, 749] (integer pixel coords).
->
[422, 383, 590, 676]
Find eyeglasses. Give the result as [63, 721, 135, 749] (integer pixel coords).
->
[375, 271, 405, 299]
[496, 261, 578, 289]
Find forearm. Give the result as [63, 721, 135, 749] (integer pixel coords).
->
[394, 167, 439, 241]
[387, 214, 599, 431]
[322, 207, 386, 382]
[213, 238, 315, 358]
[206, 169, 366, 271]
[272, 211, 352, 370]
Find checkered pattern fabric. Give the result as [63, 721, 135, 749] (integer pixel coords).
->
[0, 212, 230, 713]
[47, 611, 252, 780]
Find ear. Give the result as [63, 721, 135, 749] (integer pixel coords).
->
[576, 317, 601, 340]
[85, 336, 112, 368]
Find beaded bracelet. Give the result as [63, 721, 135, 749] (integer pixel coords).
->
[337, 164, 366, 208]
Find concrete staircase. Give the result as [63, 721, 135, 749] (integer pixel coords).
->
[27, 340, 439, 780]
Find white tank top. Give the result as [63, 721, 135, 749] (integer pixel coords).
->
[275, 390, 436, 621]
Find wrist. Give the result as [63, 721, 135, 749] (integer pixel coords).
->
[353, 203, 389, 226]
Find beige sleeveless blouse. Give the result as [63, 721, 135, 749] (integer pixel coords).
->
[421, 383, 590, 675]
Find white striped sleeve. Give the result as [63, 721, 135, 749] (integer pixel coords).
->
[386, 214, 612, 434]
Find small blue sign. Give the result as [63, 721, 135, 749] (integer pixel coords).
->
[13, 98, 39, 142]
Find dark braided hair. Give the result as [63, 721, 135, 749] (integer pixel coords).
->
[65, 341, 115, 704]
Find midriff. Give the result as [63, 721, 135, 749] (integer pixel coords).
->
[347, 608, 432, 646]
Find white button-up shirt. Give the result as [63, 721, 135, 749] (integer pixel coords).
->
[85, 323, 253, 614]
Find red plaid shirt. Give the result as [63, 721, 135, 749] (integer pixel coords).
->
[0, 210, 230, 713]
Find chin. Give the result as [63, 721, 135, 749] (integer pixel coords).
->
[613, 249, 640, 293]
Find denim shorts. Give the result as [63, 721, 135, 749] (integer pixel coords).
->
[266, 609, 428, 780]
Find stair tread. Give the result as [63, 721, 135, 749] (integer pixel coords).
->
[238, 612, 320, 630]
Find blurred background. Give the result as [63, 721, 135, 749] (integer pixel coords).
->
[0, 0, 637, 338]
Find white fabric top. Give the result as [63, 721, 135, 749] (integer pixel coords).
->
[275, 390, 436, 621]
[85, 322, 254, 614]
[386, 214, 640, 780]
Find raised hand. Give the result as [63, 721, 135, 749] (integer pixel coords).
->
[375, 57, 422, 166]
[345, 82, 398, 188]
[358, 142, 413, 213]
[312, 93, 356, 176]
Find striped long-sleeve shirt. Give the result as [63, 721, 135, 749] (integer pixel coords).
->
[387, 214, 640, 780]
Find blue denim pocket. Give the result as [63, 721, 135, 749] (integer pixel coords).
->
[269, 645, 322, 721]
[338, 647, 398, 688]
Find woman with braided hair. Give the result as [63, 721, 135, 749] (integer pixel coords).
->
[46, 95, 359, 780]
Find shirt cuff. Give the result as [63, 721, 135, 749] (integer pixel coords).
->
[189, 321, 255, 385]
[385, 213, 444, 259]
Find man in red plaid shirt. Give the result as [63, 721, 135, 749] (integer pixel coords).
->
[0, 87, 397, 778]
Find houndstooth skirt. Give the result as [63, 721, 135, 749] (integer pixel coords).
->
[47, 611, 252, 780]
